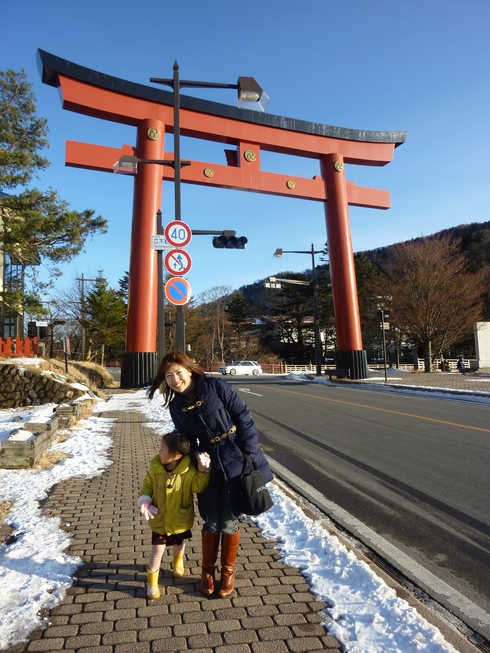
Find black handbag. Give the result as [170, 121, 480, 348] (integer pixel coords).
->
[239, 453, 274, 516]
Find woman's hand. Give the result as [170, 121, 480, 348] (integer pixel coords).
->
[196, 451, 211, 472]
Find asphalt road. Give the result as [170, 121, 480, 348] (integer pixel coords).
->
[224, 374, 490, 625]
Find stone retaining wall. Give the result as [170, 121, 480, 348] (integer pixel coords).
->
[0, 362, 92, 409]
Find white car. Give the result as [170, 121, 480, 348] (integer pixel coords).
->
[218, 361, 263, 376]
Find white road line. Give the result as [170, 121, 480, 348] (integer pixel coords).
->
[238, 388, 263, 396]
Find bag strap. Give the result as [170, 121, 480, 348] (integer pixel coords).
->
[241, 452, 257, 476]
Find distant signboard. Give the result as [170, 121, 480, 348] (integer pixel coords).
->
[264, 281, 281, 289]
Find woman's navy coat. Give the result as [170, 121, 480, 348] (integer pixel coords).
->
[168, 375, 273, 521]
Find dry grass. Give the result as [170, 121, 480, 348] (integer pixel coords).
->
[0, 500, 13, 525]
[45, 359, 96, 388]
[55, 430, 72, 442]
[34, 450, 71, 470]
[75, 361, 115, 387]
[76, 402, 96, 420]
[0, 357, 114, 391]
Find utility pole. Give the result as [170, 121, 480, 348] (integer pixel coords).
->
[76, 274, 96, 360]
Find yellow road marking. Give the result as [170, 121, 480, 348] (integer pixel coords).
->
[262, 385, 490, 433]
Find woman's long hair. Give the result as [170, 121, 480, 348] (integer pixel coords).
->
[148, 351, 207, 405]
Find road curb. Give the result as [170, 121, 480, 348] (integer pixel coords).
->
[268, 457, 490, 651]
[349, 381, 490, 400]
[304, 374, 490, 400]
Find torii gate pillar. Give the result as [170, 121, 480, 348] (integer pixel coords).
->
[321, 153, 365, 377]
[120, 119, 165, 387]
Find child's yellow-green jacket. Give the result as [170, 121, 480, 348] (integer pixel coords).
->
[138, 454, 210, 536]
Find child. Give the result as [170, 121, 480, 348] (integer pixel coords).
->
[137, 431, 211, 599]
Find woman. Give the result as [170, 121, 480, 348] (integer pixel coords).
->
[148, 351, 272, 597]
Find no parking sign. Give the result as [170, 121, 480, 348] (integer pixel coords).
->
[165, 277, 192, 305]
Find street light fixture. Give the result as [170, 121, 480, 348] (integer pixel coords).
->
[113, 155, 191, 175]
[149, 72, 269, 112]
[274, 245, 323, 376]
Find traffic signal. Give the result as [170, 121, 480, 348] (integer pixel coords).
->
[212, 235, 248, 249]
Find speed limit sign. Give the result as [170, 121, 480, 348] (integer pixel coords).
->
[164, 221, 192, 248]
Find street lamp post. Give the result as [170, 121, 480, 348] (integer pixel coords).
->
[149, 63, 268, 353]
[273, 245, 323, 376]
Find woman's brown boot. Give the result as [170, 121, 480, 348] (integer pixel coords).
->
[218, 530, 240, 598]
[200, 529, 220, 596]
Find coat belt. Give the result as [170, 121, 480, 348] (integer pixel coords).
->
[210, 425, 236, 444]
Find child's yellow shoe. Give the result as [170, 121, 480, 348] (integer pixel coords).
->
[173, 552, 185, 578]
[147, 567, 160, 599]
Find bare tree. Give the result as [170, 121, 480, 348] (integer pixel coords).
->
[380, 234, 485, 371]
[194, 286, 233, 362]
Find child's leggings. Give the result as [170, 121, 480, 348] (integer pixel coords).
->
[149, 541, 185, 572]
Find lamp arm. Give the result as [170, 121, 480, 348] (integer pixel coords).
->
[150, 78, 238, 90]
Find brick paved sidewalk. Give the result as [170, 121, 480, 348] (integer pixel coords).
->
[4, 410, 341, 653]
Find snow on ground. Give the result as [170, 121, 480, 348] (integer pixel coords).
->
[0, 405, 114, 647]
[0, 379, 470, 650]
[254, 486, 458, 652]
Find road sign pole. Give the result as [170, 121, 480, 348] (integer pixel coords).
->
[164, 276, 191, 353]
[164, 219, 192, 353]
[381, 310, 388, 383]
[173, 64, 186, 353]
[176, 308, 185, 352]
[157, 210, 165, 363]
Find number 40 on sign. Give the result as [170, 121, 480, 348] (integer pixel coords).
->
[164, 220, 192, 248]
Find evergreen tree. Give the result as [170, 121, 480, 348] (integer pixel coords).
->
[85, 272, 126, 364]
[353, 252, 382, 352]
[117, 271, 129, 306]
[225, 291, 249, 357]
[269, 273, 313, 362]
[316, 242, 335, 358]
[0, 69, 107, 324]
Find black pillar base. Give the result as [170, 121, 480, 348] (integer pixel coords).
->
[121, 352, 160, 389]
[336, 350, 368, 380]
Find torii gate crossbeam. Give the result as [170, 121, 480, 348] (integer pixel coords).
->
[38, 49, 406, 387]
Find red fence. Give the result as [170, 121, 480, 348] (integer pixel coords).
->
[0, 337, 38, 358]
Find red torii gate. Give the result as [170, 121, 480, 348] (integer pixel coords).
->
[38, 50, 406, 387]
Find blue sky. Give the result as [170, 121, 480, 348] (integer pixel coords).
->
[2, 0, 490, 302]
